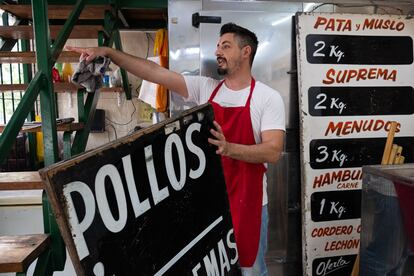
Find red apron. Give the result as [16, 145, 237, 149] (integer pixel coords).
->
[208, 78, 266, 267]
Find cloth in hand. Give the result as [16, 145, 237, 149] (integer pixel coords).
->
[72, 56, 111, 92]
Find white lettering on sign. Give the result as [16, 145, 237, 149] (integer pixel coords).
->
[63, 181, 96, 260]
[146, 144, 169, 205]
[319, 198, 346, 219]
[63, 122, 207, 269]
[315, 256, 351, 276]
[192, 228, 238, 276]
[165, 133, 187, 191]
[156, 216, 230, 276]
[95, 164, 128, 233]
[122, 154, 151, 218]
[315, 94, 347, 114]
[315, 146, 347, 167]
[187, 123, 206, 179]
[312, 41, 345, 62]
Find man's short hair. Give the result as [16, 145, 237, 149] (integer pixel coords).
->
[220, 23, 259, 66]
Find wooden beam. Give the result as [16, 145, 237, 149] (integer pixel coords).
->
[0, 83, 123, 93]
[0, 51, 80, 63]
[0, 25, 104, 40]
[0, 5, 111, 20]
[0, 122, 84, 133]
[0, 234, 50, 272]
[0, 171, 43, 190]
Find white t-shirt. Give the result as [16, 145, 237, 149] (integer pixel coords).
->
[184, 76, 285, 205]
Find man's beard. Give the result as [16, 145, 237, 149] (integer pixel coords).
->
[217, 68, 228, 76]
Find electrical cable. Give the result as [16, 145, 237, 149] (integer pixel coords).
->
[105, 99, 137, 126]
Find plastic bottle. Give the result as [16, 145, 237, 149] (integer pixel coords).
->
[52, 67, 61, 83]
[62, 63, 74, 82]
[55, 63, 63, 80]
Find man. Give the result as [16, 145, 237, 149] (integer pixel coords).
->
[67, 22, 285, 276]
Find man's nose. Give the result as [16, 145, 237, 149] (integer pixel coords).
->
[215, 47, 221, 56]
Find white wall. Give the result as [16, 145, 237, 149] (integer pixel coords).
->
[59, 31, 156, 151]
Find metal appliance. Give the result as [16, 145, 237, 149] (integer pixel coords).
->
[168, 1, 304, 274]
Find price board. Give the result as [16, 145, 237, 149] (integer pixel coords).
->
[296, 13, 414, 275]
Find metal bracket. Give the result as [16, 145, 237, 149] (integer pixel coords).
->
[192, 12, 221, 28]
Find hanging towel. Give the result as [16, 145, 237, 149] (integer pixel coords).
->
[153, 29, 168, 112]
[72, 56, 111, 92]
[138, 56, 160, 109]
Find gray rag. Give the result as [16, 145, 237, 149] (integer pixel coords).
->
[71, 56, 111, 92]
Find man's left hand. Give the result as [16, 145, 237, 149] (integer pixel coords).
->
[208, 121, 230, 156]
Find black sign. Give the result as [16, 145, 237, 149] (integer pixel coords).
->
[306, 34, 413, 64]
[309, 137, 414, 169]
[311, 190, 361, 222]
[312, 254, 357, 276]
[308, 86, 414, 116]
[41, 104, 241, 276]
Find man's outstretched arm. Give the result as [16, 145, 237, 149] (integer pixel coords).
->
[66, 46, 189, 98]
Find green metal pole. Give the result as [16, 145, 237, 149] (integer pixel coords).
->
[0, 72, 41, 165]
[50, 0, 86, 63]
[32, 0, 66, 273]
[21, 38, 37, 168]
[113, 29, 131, 100]
[71, 91, 100, 155]
[32, 0, 58, 165]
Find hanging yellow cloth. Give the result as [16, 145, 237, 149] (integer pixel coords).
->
[153, 29, 168, 113]
[35, 114, 44, 162]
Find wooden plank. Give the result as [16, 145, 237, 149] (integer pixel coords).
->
[0, 5, 111, 20]
[0, 25, 104, 40]
[0, 171, 43, 190]
[0, 51, 80, 64]
[0, 234, 50, 272]
[0, 83, 123, 93]
[0, 122, 84, 133]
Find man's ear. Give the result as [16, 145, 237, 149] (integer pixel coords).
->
[242, 45, 252, 60]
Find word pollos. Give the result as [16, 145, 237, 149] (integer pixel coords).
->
[63, 123, 206, 265]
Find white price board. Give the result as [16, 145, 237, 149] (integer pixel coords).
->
[296, 12, 414, 276]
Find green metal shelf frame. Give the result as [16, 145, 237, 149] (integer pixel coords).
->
[0, 0, 164, 273]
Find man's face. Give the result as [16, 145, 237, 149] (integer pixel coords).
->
[215, 33, 243, 76]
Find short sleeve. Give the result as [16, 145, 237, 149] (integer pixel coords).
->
[261, 91, 285, 132]
[183, 76, 219, 105]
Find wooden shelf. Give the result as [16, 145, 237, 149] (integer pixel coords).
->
[0, 5, 111, 20]
[0, 171, 42, 190]
[0, 25, 104, 40]
[0, 122, 84, 133]
[0, 234, 50, 272]
[0, 51, 80, 64]
[0, 83, 124, 93]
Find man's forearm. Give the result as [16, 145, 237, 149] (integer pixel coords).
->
[103, 48, 188, 97]
[104, 48, 164, 84]
[225, 142, 282, 164]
